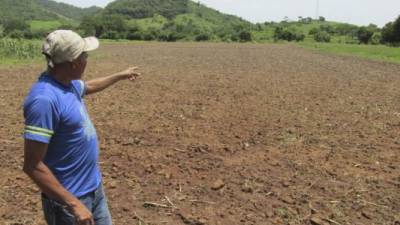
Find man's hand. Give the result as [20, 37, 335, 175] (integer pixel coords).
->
[117, 66, 141, 81]
[69, 201, 95, 225]
[23, 139, 95, 225]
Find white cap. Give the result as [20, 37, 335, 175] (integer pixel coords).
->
[42, 30, 99, 67]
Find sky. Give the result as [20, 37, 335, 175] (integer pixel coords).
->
[54, 0, 400, 27]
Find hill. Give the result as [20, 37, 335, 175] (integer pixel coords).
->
[80, 0, 254, 41]
[0, 0, 100, 22]
[0, 0, 101, 38]
[0, 0, 382, 44]
[35, 0, 101, 20]
[103, 0, 189, 19]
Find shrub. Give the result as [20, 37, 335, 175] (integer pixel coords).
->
[195, 34, 210, 41]
[3, 18, 29, 34]
[274, 27, 304, 42]
[357, 27, 374, 44]
[7, 30, 24, 39]
[370, 33, 382, 45]
[239, 31, 252, 42]
[126, 32, 142, 40]
[314, 30, 331, 42]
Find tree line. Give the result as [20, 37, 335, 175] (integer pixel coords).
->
[0, 13, 399, 46]
[271, 16, 400, 46]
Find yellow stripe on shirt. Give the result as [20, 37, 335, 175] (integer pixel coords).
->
[25, 130, 52, 138]
[25, 126, 54, 135]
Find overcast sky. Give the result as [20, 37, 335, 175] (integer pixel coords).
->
[55, 0, 400, 27]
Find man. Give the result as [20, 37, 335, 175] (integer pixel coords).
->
[22, 30, 140, 225]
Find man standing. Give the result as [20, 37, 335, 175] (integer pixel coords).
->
[23, 30, 139, 225]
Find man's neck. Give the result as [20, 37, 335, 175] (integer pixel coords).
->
[48, 69, 72, 87]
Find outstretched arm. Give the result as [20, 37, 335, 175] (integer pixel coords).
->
[85, 67, 140, 95]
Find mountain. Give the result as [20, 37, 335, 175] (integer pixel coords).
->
[35, 0, 101, 20]
[103, 0, 189, 19]
[0, 0, 100, 22]
[0, 0, 370, 44]
[78, 0, 254, 41]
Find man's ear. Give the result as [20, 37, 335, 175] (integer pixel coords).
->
[70, 61, 77, 69]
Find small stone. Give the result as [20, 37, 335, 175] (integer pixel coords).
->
[310, 216, 328, 225]
[211, 179, 225, 190]
[198, 218, 207, 224]
[281, 195, 295, 204]
[282, 181, 290, 187]
[361, 211, 372, 219]
[265, 211, 274, 218]
[242, 186, 253, 193]
[157, 170, 172, 179]
[109, 181, 117, 189]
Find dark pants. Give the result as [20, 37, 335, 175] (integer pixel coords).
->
[42, 184, 113, 225]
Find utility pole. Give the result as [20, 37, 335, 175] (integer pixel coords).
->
[316, 0, 320, 20]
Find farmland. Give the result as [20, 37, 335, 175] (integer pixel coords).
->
[1, 42, 400, 225]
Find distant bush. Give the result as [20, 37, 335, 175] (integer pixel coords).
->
[335, 23, 359, 36]
[370, 33, 382, 45]
[319, 24, 335, 34]
[29, 29, 50, 39]
[238, 30, 252, 42]
[7, 30, 25, 39]
[309, 27, 319, 35]
[100, 30, 120, 39]
[195, 33, 210, 41]
[274, 27, 305, 42]
[344, 35, 358, 44]
[3, 18, 29, 34]
[313, 30, 331, 42]
[126, 32, 142, 40]
[298, 17, 313, 24]
[357, 27, 374, 44]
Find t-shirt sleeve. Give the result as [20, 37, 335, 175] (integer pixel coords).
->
[23, 96, 59, 144]
[72, 80, 86, 98]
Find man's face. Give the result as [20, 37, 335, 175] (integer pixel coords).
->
[70, 52, 88, 79]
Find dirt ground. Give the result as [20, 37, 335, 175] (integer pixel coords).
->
[0, 43, 399, 225]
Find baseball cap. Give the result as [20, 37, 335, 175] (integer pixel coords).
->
[42, 30, 99, 67]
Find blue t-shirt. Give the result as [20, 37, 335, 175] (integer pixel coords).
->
[23, 73, 101, 197]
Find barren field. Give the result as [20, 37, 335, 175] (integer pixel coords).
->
[1, 43, 400, 225]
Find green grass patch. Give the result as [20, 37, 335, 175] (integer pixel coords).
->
[299, 42, 400, 64]
[0, 38, 143, 66]
[30, 20, 62, 32]
[0, 38, 42, 65]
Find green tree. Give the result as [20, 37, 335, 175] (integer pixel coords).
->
[381, 16, 400, 45]
[357, 27, 374, 44]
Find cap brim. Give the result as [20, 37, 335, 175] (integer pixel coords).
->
[83, 37, 99, 52]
